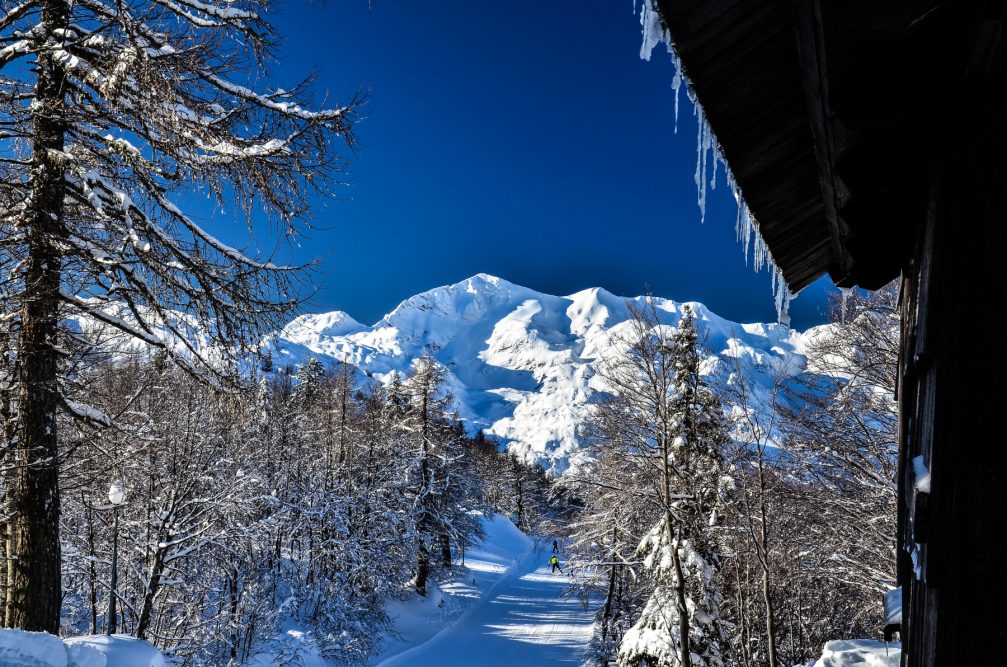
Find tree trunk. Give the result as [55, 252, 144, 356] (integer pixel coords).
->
[663, 430, 691, 667]
[762, 566, 778, 667]
[0, 382, 13, 615]
[601, 560, 617, 641]
[415, 538, 429, 596]
[4, 0, 70, 632]
[513, 459, 524, 530]
[757, 454, 779, 667]
[440, 533, 451, 568]
[229, 567, 239, 660]
[669, 523, 692, 667]
[135, 543, 168, 639]
[86, 503, 98, 635]
[415, 383, 431, 596]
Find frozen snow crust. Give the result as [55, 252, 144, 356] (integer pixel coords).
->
[272, 274, 818, 475]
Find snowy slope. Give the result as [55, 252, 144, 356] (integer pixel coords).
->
[269, 274, 817, 474]
[373, 515, 593, 667]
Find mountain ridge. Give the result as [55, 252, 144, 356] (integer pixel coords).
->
[271, 274, 815, 474]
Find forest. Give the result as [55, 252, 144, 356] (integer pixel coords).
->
[3, 285, 897, 666]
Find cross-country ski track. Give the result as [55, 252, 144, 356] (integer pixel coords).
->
[375, 516, 596, 667]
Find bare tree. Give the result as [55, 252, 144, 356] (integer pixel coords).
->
[721, 350, 795, 667]
[0, 0, 361, 630]
[718, 285, 899, 665]
[785, 286, 899, 599]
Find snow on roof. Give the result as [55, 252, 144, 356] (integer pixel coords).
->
[885, 587, 903, 626]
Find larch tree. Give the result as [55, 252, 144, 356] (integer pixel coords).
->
[396, 356, 482, 596]
[0, 0, 360, 631]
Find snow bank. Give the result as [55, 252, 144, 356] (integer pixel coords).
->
[0, 629, 79, 667]
[64, 635, 168, 667]
[0, 630, 168, 667]
[246, 627, 332, 667]
[807, 639, 901, 667]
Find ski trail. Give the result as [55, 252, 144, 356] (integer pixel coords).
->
[376, 530, 594, 666]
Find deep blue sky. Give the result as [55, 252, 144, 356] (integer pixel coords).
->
[228, 1, 836, 329]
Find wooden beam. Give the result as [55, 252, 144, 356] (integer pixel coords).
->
[793, 0, 852, 284]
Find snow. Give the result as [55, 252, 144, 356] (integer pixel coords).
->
[243, 515, 594, 667]
[64, 399, 115, 427]
[884, 587, 902, 626]
[373, 515, 594, 666]
[806, 639, 901, 667]
[268, 274, 814, 474]
[63, 636, 167, 667]
[0, 630, 167, 667]
[912, 455, 931, 494]
[246, 626, 335, 667]
[0, 629, 73, 667]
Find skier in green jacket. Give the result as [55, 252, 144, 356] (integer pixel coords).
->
[549, 555, 563, 574]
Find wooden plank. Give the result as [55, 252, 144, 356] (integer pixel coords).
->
[793, 0, 853, 282]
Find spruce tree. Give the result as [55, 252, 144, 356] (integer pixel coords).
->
[586, 303, 730, 667]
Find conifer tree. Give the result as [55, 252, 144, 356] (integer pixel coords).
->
[397, 357, 482, 595]
[584, 303, 731, 667]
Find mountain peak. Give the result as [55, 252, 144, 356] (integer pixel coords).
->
[271, 276, 809, 474]
[464, 273, 507, 288]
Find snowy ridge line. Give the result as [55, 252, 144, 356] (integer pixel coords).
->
[639, 0, 796, 325]
[269, 273, 813, 475]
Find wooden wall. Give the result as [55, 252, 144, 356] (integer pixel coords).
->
[898, 79, 1007, 666]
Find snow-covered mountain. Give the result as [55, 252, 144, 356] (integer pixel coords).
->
[270, 274, 816, 474]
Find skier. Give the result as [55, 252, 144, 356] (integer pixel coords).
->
[552, 540, 559, 553]
[550, 555, 563, 574]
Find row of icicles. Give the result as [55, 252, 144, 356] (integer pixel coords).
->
[638, 0, 796, 326]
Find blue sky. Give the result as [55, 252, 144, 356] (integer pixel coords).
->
[230, 1, 836, 329]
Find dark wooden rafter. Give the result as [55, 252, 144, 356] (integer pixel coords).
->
[792, 0, 853, 287]
[654, 0, 953, 292]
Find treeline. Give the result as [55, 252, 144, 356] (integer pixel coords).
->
[3, 354, 549, 664]
[564, 288, 898, 667]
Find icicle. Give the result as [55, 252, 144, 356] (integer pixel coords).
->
[734, 205, 744, 262]
[774, 271, 794, 328]
[839, 286, 852, 325]
[694, 110, 707, 222]
[638, 0, 669, 61]
[637, 0, 802, 325]
[671, 69, 682, 134]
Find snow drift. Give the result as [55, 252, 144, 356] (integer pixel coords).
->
[0, 629, 167, 667]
